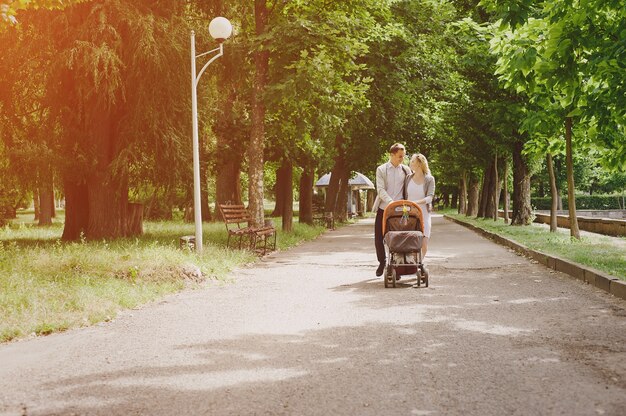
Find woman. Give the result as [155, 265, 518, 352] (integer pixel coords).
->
[405, 153, 435, 259]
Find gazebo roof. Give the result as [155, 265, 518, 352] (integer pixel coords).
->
[315, 172, 375, 190]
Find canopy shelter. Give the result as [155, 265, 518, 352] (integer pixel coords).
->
[314, 172, 375, 189]
[314, 172, 375, 217]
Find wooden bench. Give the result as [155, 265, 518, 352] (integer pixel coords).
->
[218, 204, 277, 254]
[312, 201, 335, 230]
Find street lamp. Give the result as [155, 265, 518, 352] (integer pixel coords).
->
[190, 17, 233, 253]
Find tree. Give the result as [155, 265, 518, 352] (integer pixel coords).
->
[1, 0, 89, 25]
[487, 0, 626, 237]
[1, 1, 193, 240]
[0, 6, 62, 226]
[246, 0, 270, 227]
[437, 10, 527, 224]
[264, 0, 384, 226]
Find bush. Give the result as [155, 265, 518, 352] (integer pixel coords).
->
[531, 194, 625, 210]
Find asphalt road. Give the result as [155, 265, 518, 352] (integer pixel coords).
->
[1, 215, 625, 416]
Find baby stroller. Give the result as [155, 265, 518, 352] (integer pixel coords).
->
[382, 200, 429, 288]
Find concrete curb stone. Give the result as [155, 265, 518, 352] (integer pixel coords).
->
[610, 280, 626, 299]
[444, 215, 625, 301]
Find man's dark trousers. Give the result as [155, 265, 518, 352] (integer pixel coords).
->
[375, 208, 386, 265]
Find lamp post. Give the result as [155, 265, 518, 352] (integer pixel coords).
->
[190, 17, 232, 253]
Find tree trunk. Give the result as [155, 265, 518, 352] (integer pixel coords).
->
[200, 181, 212, 222]
[50, 186, 56, 218]
[325, 171, 341, 215]
[84, 97, 128, 239]
[126, 202, 144, 236]
[492, 154, 499, 221]
[200, 141, 212, 222]
[61, 178, 89, 241]
[503, 158, 509, 224]
[33, 186, 40, 221]
[299, 166, 314, 225]
[281, 159, 293, 232]
[38, 163, 54, 226]
[184, 205, 193, 223]
[214, 44, 243, 220]
[479, 162, 495, 219]
[247, 0, 269, 227]
[0, 207, 9, 226]
[335, 169, 350, 222]
[511, 140, 532, 225]
[86, 172, 128, 239]
[477, 171, 486, 218]
[325, 151, 344, 215]
[271, 160, 289, 217]
[458, 171, 467, 214]
[366, 189, 374, 212]
[547, 153, 558, 232]
[356, 190, 363, 215]
[38, 183, 54, 226]
[467, 174, 480, 217]
[565, 116, 580, 239]
[46, 174, 56, 219]
[215, 158, 242, 218]
[554, 158, 564, 210]
[163, 186, 174, 220]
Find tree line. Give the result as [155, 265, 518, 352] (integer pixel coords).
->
[1, 0, 623, 240]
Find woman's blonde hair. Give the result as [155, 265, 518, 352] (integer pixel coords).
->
[410, 153, 430, 175]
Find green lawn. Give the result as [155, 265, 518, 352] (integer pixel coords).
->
[0, 212, 326, 343]
[444, 211, 626, 280]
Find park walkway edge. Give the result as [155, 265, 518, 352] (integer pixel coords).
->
[444, 215, 626, 301]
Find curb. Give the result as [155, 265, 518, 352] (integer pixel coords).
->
[444, 215, 626, 301]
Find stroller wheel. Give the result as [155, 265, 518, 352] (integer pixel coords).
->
[423, 268, 429, 287]
[391, 268, 397, 288]
[414, 267, 424, 288]
[384, 266, 391, 288]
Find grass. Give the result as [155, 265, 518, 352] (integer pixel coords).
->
[443, 210, 626, 281]
[0, 212, 327, 343]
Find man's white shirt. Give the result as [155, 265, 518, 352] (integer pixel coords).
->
[379, 162, 406, 210]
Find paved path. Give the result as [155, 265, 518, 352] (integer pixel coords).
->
[1, 215, 625, 416]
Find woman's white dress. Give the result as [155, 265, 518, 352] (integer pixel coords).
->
[406, 180, 431, 238]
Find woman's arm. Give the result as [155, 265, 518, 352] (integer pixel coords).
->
[424, 176, 435, 204]
[416, 176, 435, 205]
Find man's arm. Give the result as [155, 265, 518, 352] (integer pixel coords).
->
[376, 165, 393, 204]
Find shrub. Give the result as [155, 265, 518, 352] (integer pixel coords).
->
[531, 194, 625, 210]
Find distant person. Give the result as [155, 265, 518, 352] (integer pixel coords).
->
[405, 153, 435, 260]
[373, 143, 410, 276]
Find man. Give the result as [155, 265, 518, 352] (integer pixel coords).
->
[372, 143, 410, 277]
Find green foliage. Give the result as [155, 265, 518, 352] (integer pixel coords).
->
[479, 0, 536, 28]
[1, 1, 194, 237]
[531, 195, 625, 210]
[1, 0, 89, 25]
[532, 149, 625, 197]
[2, 0, 623, 235]
[349, 0, 469, 179]
[433, 6, 525, 189]
[264, 0, 384, 169]
[488, 0, 626, 171]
